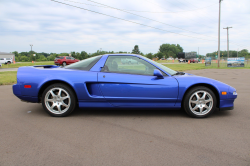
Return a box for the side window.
[102,56,164,76]
[71,57,75,60]
[0,58,4,60]
[66,57,71,59]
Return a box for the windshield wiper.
[172,71,185,76]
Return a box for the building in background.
[0,52,15,61]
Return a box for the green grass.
[0,61,54,68]
[156,60,179,63]
[0,71,17,85]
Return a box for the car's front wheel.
[62,62,66,66]
[42,83,76,117]
[183,86,217,118]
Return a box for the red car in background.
[54,56,79,66]
[189,58,199,63]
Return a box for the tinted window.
[65,55,102,70]
[102,56,165,76]
[0,58,4,60]
[55,57,64,59]
[6,58,11,60]
[66,57,71,59]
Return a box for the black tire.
[183,86,217,118]
[62,62,66,66]
[42,83,76,117]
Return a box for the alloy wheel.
[44,87,71,114]
[188,90,213,116]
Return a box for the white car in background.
[0,58,13,64]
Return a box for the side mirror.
[154,69,164,79]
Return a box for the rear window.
[65,55,102,71]
[55,57,64,59]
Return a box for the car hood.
[173,72,236,92]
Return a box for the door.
[71,57,77,64]
[66,57,71,64]
[0,58,4,64]
[98,55,178,108]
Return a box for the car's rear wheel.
[183,86,217,118]
[42,83,76,117]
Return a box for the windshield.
[64,55,102,70]
[142,56,178,75]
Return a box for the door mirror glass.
[154,69,164,79]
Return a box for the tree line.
[12,44,249,62]
[206,49,250,59]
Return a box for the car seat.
[111,61,118,71]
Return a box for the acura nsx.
[12,54,237,118]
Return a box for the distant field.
[162,61,250,71]
[0,61,54,68]
[156,60,179,63]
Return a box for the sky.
[0,0,250,55]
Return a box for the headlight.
[233,91,237,95]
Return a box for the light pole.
[223,27,232,58]
[30,44,33,51]
[218,0,222,67]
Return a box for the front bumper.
[220,106,234,111]
[219,87,237,110]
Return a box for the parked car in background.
[54,56,79,66]
[0,58,13,64]
[190,58,199,63]
[178,58,188,63]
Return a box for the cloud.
[0,0,249,55]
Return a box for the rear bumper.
[12,84,38,103]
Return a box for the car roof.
[103,54,143,57]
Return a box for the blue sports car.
[12,54,237,118]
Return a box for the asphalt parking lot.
[0,69,249,166]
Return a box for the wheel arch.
[38,80,78,103]
[181,83,220,108]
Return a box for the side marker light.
[221,92,227,95]
[24,85,32,88]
